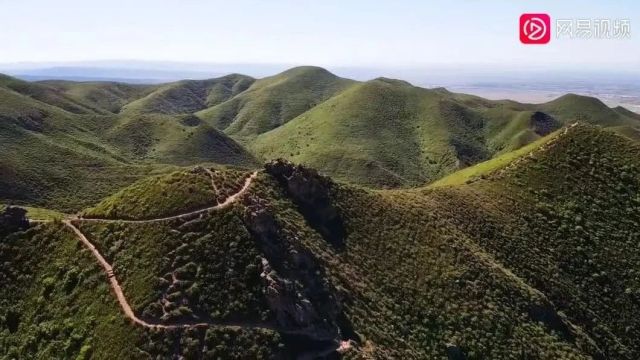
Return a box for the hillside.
[411,124,640,359]
[122,74,255,115]
[0,74,101,114]
[3,124,640,358]
[250,77,640,187]
[250,78,472,187]
[0,83,153,211]
[0,74,258,211]
[196,66,356,140]
[40,80,155,114]
[2,67,639,210]
[537,94,639,127]
[103,113,257,166]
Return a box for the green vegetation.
[0,223,142,358]
[3,66,640,358]
[251,79,484,187]
[0,74,257,212]
[40,80,155,114]
[103,113,257,166]
[2,67,639,212]
[0,223,282,359]
[20,206,66,221]
[411,124,640,359]
[427,129,559,188]
[196,66,355,140]
[538,94,638,127]
[250,78,639,188]
[77,208,271,323]
[3,124,640,358]
[82,167,250,220]
[122,74,254,115]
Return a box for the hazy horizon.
[1,0,638,70]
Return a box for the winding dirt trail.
[63,220,196,330]
[203,168,220,204]
[56,171,268,331]
[79,171,257,224]
[31,169,346,356]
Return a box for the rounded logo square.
[520,14,551,44]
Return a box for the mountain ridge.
[1,66,639,211]
[4,124,640,358]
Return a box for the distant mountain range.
[2,66,639,210]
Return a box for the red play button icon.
[520,14,551,44]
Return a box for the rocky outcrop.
[0,206,29,236]
[530,111,560,136]
[265,159,346,248]
[527,300,605,360]
[243,203,355,358]
[445,343,466,360]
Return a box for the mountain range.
[1,66,639,211]
[3,123,640,359]
[2,66,640,359]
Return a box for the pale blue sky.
[0,0,638,71]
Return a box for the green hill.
[122,74,255,115]
[0,83,152,211]
[2,67,639,208]
[250,78,468,187]
[196,66,355,140]
[538,94,636,127]
[0,74,101,114]
[412,124,640,359]
[40,80,155,114]
[250,78,640,187]
[4,124,640,358]
[0,74,257,212]
[103,113,257,166]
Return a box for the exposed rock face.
[530,111,560,136]
[1,112,45,132]
[445,343,466,360]
[243,204,354,358]
[0,206,29,236]
[180,115,201,127]
[265,159,346,248]
[528,302,575,343]
[527,300,605,360]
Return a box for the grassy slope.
[196,66,355,140]
[21,171,588,359]
[409,124,640,359]
[40,80,156,114]
[82,167,250,220]
[538,94,637,126]
[104,113,258,167]
[250,173,590,359]
[0,223,143,359]
[0,84,167,211]
[77,208,272,325]
[122,74,254,115]
[4,125,639,358]
[250,78,640,188]
[427,129,560,188]
[0,223,282,359]
[250,79,464,187]
[251,79,524,187]
[0,74,100,114]
[0,74,258,211]
[3,67,640,206]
